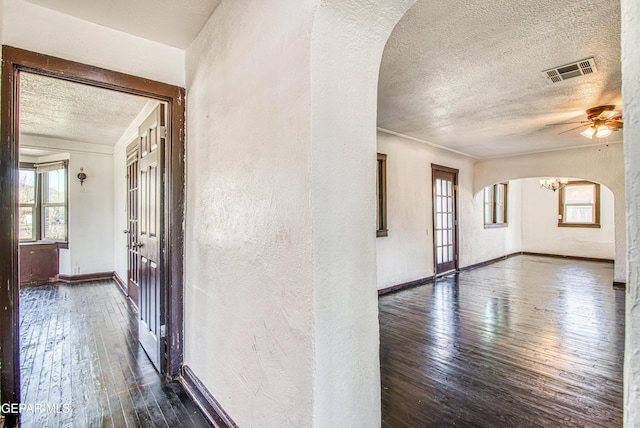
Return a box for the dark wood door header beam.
[1,46,183,100]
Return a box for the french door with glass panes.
[432,164,458,275]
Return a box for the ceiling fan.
[547,105,623,139]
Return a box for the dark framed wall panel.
[0,46,186,426]
[377,153,388,237]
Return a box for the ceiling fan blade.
[558,124,588,135]
[606,120,623,129]
[598,110,620,120]
[545,121,588,126]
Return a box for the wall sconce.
[77,168,87,186]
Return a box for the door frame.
[0,46,186,421]
[431,163,459,275]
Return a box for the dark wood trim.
[521,251,614,264]
[430,163,459,174]
[378,251,612,296]
[180,365,238,428]
[458,252,522,272]
[558,180,601,228]
[557,223,601,229]
[113,271,127,294]
[1,45,20,428]
[613,281,626,289]
[377,153,388,238]
[166,85,186,383]
[378,275,436,295]
[1,46,186,424]
[57,271,116,284]
[19,241,69,249]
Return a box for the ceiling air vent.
[541,57,597,83]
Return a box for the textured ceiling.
[24,0,221,49]
[378,0,622,158]
[20,73,150,146]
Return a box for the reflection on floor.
[379,255,624,427]
[20,280,210,428]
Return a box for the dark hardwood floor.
[379,255,624,427]
[19,280,210,428]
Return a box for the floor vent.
[542,57,597,83]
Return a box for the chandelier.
[539,177,568,192]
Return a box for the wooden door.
[126,142,140,307]
[432,165,458,275]
[137,104,165,373]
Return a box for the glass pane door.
[433,166,458,274]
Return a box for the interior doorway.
[0,46,186,425]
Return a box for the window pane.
[496,184,505,204]
[484,203,492,223]
[43,169,66,204]
[565,184,594,204]
[565,205,593,223]
[19,207,34,240]
[483,187,492,203]
[19,170,36,203]
[495,205,504,223]
[43,206,67,240]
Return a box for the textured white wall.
[1,0,185,86]
[520,178,615,259]
[112,141,128,283]
[185,0,416,425]
[474,144,626,283]
[309,1,416,426]
[184,2,314,426]
[621,0,640,424]
[67,151,115,274]
[0,0,4,44]
[376,131,523,289]
[20,136,115,275]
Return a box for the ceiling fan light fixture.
[580,126,596,139]
[595,124,612,138]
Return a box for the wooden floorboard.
[19,280,211,428]
[379,255,624,427]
